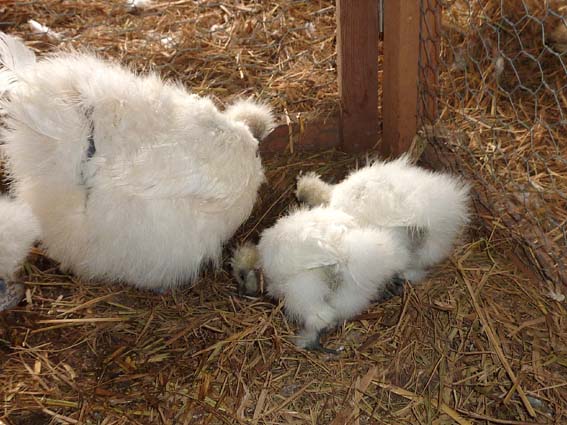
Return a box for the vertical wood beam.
[419,0,440,126]
[336,0,379,153]
[382,0,421,157]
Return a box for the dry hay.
[1,1,566,424]
[1,0,338,119]
[420,0,567,287]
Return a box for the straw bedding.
[1,1,566,424]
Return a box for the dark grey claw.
[305,339,339,355]
[0,279,25,312]
[391,275,406,287]
[302,330,339,355]
[380,275,406,301]
[150,286,170,295]
[313,344,339,355]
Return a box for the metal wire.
[418,0,567,288]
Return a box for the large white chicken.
[231,207,410,353]
[0,32,274,290]
[0,195,40,312]
[296,156,470,283]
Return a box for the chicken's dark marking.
[407,227,428,252]
[84,106,97,160]
[86,127,96,159]
[80,105,97,205]
[380,275,406,301]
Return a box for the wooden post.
[261,115,340,155]
[336,0,379,153]
[382,0,421,157]
[419,0,440,126]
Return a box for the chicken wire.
[418,0,567,290]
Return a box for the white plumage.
[296,156,470,283]
[0,32,275,290]
[0,195,40,312]
[231,207,410,352]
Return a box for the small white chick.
[0,32,275,290]
[0,196,40,312]
[296,156,470,283]
[231,207,410,352]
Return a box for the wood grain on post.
[336,0,380,153]
[419,0,440,125]
[382,0,421,157]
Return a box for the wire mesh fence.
[418,0,567,290]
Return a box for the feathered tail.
[0,32,36,94]
[224,98,275,141]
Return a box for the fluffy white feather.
[0,33,36,73]
[0,32,36,95]
[296,156,470,283]
[232,207,410,351]
[0,32,271,290]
